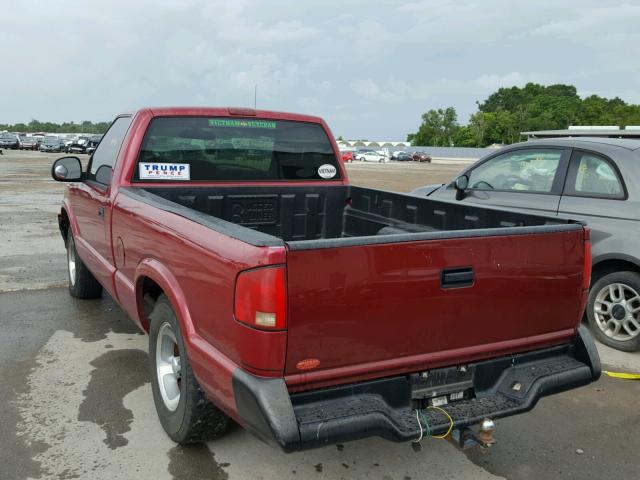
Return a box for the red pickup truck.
[51,107,600,452]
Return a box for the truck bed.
[121,184,587,388]
[122,184,578,248]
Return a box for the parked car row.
[338,149,433,163]
[0,133,103,153]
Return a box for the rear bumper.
[232,326,600,452]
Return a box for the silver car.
[412,137,640,351]
[356,151,389,163]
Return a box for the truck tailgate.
[284,228,587,387]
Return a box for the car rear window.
[133,117,341,182]
[569,152,624,198]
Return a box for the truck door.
[430,147,570,215]
[72,116,132,290]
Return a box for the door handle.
[441,267,474,288]
[98,206,105,217]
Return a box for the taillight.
[583,228,592,290]
[234,266,286,330]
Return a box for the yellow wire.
[427,405,454,438]
[604,370,640,380]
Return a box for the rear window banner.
[208,119,277,129]
[139,162,190,180]
[318,164,337,179]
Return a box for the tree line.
[407,83,640,147]
[0,119,111,134]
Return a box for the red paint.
[58,106,589,430]
[283,230,587,388]
[583,229,592,290]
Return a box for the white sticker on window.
[139,163,190,180]
[318,164,337,179]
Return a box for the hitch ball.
[478,418,496,446]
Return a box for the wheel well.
[139,277,164,332]
[60,209,70,247]
[591,259,640,285]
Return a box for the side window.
[467,149,564,193]
[566,151,624,199]
[88,116,133,183]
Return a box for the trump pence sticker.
[139,163,190,180]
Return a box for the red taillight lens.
[234,266,286,330]
[583,228,592,290]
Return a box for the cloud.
[475,73,525,90]
[350,78,408,104]
[0,0,639,139]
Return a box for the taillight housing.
[583,228,592,290]
[234,266,287,330]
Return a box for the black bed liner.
[120,185,582,249]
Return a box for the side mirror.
[95,165,113,185]
[454,175,469,201]
[51,156,82,181]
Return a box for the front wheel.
[149,295,230,444]
[587,271,640,351]
[67,229,103,298]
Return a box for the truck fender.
[134,257,239,418]
[135,258,196,342]
[60,198,81,241]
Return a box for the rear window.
[133,117,341,182]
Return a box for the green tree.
[452,125,476,147]
[409,84,640,148]
[408,107,459,146]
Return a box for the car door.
[71,116,132,289]
[429,146,570,215]
[557,148,636,261]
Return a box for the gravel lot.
[1,150,639,480]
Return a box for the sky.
[1,0,639,139]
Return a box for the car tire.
[149,294,230,444]
[587,271,640,352]
[67,229,103,299]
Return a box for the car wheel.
[587,271,640,352]
[67,229,103,299]
[149,294,231,444]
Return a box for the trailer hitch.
[450,418,496,450]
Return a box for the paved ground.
[1,150,639,480]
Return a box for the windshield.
[134,117,340,182]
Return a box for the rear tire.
[149,295,230,444]
[586,271,640,352]
[67,230,103,299]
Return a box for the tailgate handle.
[441,267,474,288]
